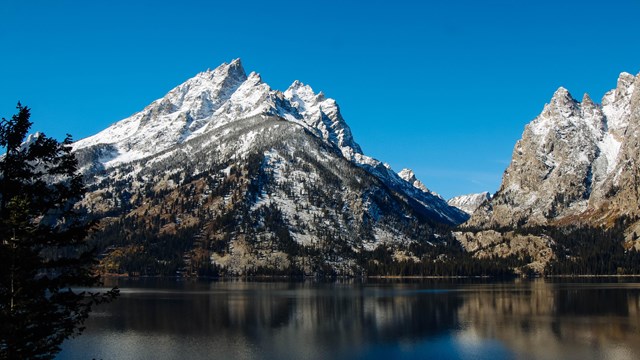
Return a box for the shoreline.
[99,273,640,280]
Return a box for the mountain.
[447,192,491,215]
[398,168,432,194]
[72,59,467,276]
[456,72,640,273]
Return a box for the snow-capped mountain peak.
[447,192,491,215]
[467,71,640,229]
[285,80,324,106]
[74,60,368,167]
[581,93,595,109]
[72,59,469,226]
[552,86,571,99]
[73,59,254,164]
[615,72,636,96]
[548,86,579,115]
[398,168,430,193]
[602,72,637,134]
[283,80,362,158]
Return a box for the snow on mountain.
[447,192,490,215]
[465,71,640,229]
[73,59,364,169]
[73,59,268,167]
[68,59,478,276]
[398,168,430,193]
[73,59,467,226]
[283,80,363,160]
[453,71,640,273]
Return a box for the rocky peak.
[615,72,636,98]
[73,59,368,172]
[552,86,572,100]
[283,81,362,158]
[581,92,595,108]
[152,59,249,121]
[603,72,636,105]
[467,70,639,230]
[579,93,606,133]
[457,71,640,272]
[447,192,491,215]
[220,58,245,76]
[190,59,248,96]
[581,93,599,118]
[398,168,430,193]
[284,81,321,112]
[603,72,638,135]
[196,58,248,86]
[71,59,468,227]
[547,87,580,116]
[72,60,261,165]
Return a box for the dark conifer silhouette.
[0,103,118,359]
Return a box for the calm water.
[57,278,640,360]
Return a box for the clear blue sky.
[1,0,639,199]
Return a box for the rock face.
[447,192,491,215]
[457,72,640,270]
[454,230,555,274]
[468,72,639,229]
[72,59,467,276]
[398,168,431,193]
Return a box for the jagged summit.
[547,86,580,115]
[448,192,490,215]
[203,58,246,80]
[467,71,640,232]
[582,92,594,105]
[73,59,261,165]
[453,71,640,273]
[73,59,366,168]
[69,59,471,276]
[552,86,572,99]
[283,79,362,158]
[616,72,636,93]
[398,168,430,194]
[72,59,468,231]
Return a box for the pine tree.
[0,103,118,359]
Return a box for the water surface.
[58,278,640,360]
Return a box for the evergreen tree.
[0,104,118,359]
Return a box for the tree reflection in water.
[59,279,640,360]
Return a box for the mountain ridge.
[456,70,640,273]
[447,192,491,215]
[67,61,640,276]
[71,59,468,276]
[467,71,639,229]
[73,59,467,226]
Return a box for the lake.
[57,278,640,360]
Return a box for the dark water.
[57,278,640,360]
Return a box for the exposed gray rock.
[71,60,467,276]
[458,72,640,271]
[468,72,639,229]
[454,230,555,274]
[447,192,491,215]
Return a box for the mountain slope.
[74,59,466,226]
[456,72,640,272]
[467,72,639,230]
[73,59,467,276]
[448,192,491,215]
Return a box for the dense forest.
[89,202,640,278]
[538,218,640,275]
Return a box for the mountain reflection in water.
[58,279,640,360]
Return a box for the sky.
[1,0,639,199]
